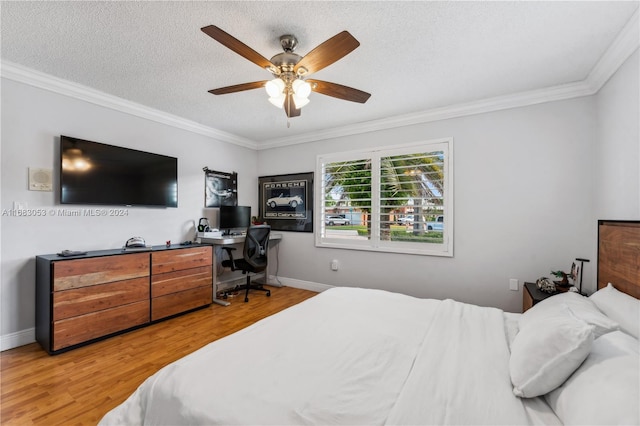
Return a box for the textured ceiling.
[1,1,638,145]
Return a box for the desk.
[199,233,282,306]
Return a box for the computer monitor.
[219,205,251,235]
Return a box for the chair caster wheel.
[266,291,271,297]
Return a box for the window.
[315,138,453,256]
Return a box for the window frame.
[315,138,454,257]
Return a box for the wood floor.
[0,286,317,425]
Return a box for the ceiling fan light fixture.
[268,94,286,108]
[292,94,310,109]
[292,79,312,98]
[265,65,280,75]
[265,78,285,98]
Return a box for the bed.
[100,220,640,425]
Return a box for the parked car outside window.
[397,215,414,224]
[325,215,350,226]
[426,215,444,231]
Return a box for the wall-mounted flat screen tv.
[60,135,178,207]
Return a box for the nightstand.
[522,282,571,313]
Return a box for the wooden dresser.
[36,244,213,354]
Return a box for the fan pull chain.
[286,94,291,128]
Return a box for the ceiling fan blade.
[294,31,360,75]
[208,81,268,95]
[284,94,301,118]
[201,25,273,70]
[307,79,371,103]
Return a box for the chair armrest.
[221,247,237,270]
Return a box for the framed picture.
[259,172,313,232]
[204,168,237,207]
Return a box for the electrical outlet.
[330,259,339,271]
[509,278,519,291]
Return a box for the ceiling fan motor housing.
[270,52,302,70]
[280,34,298,52]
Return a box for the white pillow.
[589,283,640,339]
[510,304,594,398]
[545,331,640,425]
[520,291,619,338]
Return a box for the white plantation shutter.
[316,138,453,256]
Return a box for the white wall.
[259,97,598,312]
[0,79,259,345]
[594,49,639,220]
[1,49,637,349]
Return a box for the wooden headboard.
[598,220,640,299]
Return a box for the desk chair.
[221,225,271,302]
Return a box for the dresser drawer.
[152,286,212,321]
[53,253,149,291]
[151,246,212,275]
[53,300,150,351]
[53,277,149,321]
[152,265,212,298]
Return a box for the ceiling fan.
[201,25,371,118]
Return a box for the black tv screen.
[219,205,251,231]
[60,136,178,207]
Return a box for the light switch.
[509,278,519,291]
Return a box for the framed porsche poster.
[258,172,313,232]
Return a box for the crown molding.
[258,80,597,149]
[0,61,258,150]
[586,7,639,92]
[2,7,637,152]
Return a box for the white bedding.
[100,287,557,425]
